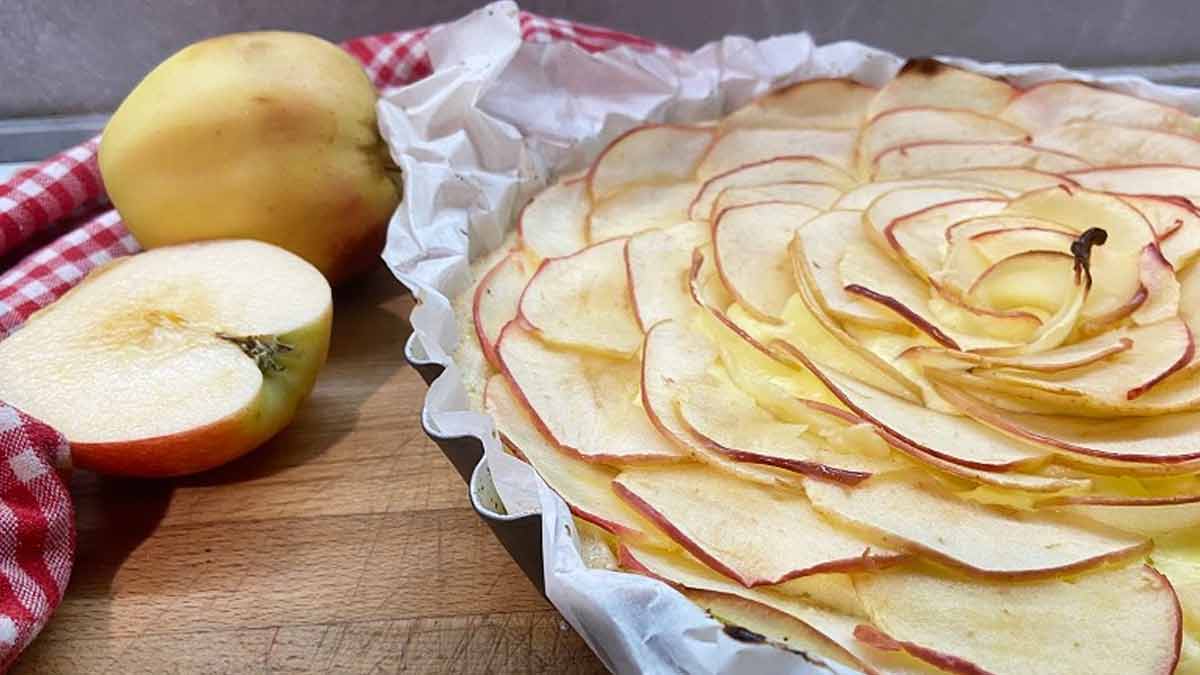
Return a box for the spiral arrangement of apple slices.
[469,59,1200,674]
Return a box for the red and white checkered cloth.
[0,10,668,668]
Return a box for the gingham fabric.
[0,11,668,668]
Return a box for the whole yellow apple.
[99,31,400,285]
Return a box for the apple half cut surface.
[0,240,332,476]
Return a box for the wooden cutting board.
[12,264,605,674]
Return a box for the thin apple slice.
[725,78,877,130]
[867,59,1017,118]
[1162,210,1200,270]
[932,381,1200,468]
[587,181,698,242]
[1002,79,1200,136]
[689,156,855,221]
[517,178,589,260]
[1056,501,1200,536]
[676,360,903,485]
[495,321,684,462]
[863,186,1007,250]
[857,107,1029,169]
[625,221,710,329]
[1133,244,1181,325]
[923,166,1077,193]
[793,210,912,330]
[901,333,1133,373]
[872,141,1089,180]
[1004,187,1156,328]
[472,251,533,370]
[1067,164,1200,201]
[886,437,1091,494]
[833,178,1008,211]
[713,201,820,321]
[711,182,843,216]
[854,564,1182,675]
[971,317,1193,402]
[885,199,1009,280]
[698,128,857,180]
[966,250,1077,312]
[777,338,1051,470]
[612,465,904,586]
[1120,194,1194,240]
[588,124,715,201]
[1034,122,1200,166]
[774,342,1049,471]
[518,238,642,357]
[806,473,1147,577]
[483,374,665,543]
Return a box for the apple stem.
[1071,227,1107,287]
[216,333,293,373]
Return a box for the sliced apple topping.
[857,108,1029,170]
[689,155,854,220]
[711,181,843,216]
[867,59,1017,118]
[473,251,533,370]
[713,201,821,321]
[495,321,684,462]
[872,141,1089,180]
[588,181,699,242]
[613,465,904,586]
[725,78,877,131]
[484,374,666,544]
[518,238,642,356]
[517,178,589,260]
[698,128,857,179]
[1034,122,1200,166]
[587,124,715,201]
[625,221,710,329]
[854,565,1182,675]
[1003,79,1200,136]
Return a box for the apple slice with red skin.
[1055,500,1200,536]
[772,341,1049,472]
[857,107,1029,170]
[725,78,877,130]
[871,141,1089,180]
[932,380,1200,469]
[853,564,1182,675]
[884,199,1009,280]
[1119,194,1194,239]
[1002,79,1200,136]
[587,181,699,242]
[804,473,1148,578]
[518,237,642,357]
[713,201,820,322]
[495,321,684,463]
[472,250,533,370]
[587,124,715,201]
[689,155,854,220]
[1066,164,1200,202]
[1132,244,1181,326]
[711,181,843,218]
[483,374,667,545]
[863,186,1006,251]
[833,178,1009,211]
[1034,122,1200,166]
[867,59,1017,119]
[900,334,1133,374]
[625,221,710,329]
[612,464,905,586]
[517,177,589,260]
[698,128,857,179]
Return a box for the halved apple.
[587,181,699,242]
[587,124,715,201]
[689,155,854,220]
[625,221,710,329]
[1034,122,1200,166]
[713,201,820,321]
[805,473,1147,577]
[698,128,858,179]
[517,177,589,260]
[0,240,332,476]
[495,321,684,462]
[518,237,642,357]
[872,141,1089,180]
[724,78,877,130]
[483,374,667,544]
[775,344,1049,471]
[711,182,843,217]
[612,464,904,586]
[866,59,1017,118]
[857,107,1029,170]
[473,250,533,370]
[1002,79,1200,136]
[854,564,1182,675]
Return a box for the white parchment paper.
[379,3,1200,672]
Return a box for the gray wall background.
[2,0,1198,118]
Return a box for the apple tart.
[454,59,1200,674]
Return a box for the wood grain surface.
[12,264,605,674]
